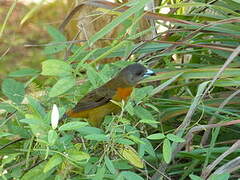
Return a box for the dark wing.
[71,86,115,113]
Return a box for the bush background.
[1,0,240,179]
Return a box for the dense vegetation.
[1,0,240,179]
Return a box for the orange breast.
[112,87,133,101]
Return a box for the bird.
[60,63,155,127]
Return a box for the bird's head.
[117,63,156,87]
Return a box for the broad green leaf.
[77,127,104,136]
[113,160,132,170]
[21,114,49,138]
[189,174,203,180]
[92,166,106,180]
[59,121,88,131]
[120,171,144,180]
[43,154,62,173]
[48,129,58,146]
[147,133,165,140]
[49,77,75,97]
[0,102,16,112]
[84,134,109,141]
[104,156,116,174]
[8,68,39,77]
[21,162,51,180]
[118,145,144,168]
[41,59,72,77]
[45,25,66,42]
[43,25,67,54]
[134,106,154,120]
[116,138,135,145]
[128,135,145,144]
[0,132,13,138]
[67,149,90,162]
[86,65,105,88]
[20,118,45,126]
[27,96,46,120]
[44,44,66,55]
[166,134,185,143]
[209,173,230,180]
[133,86,154,103]
[1,78,25,104]
[2,153,19,166]
[139,138,156,157]
[163,139,172,164]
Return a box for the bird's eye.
[136,71,142,76]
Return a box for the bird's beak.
[144,69,156,78]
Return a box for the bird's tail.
[59,113,68,122]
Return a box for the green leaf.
[44,43,66,55]
[21,162,51,180]
[133,86,153,103]
[43,25,67,54]
[139,119,160,124]
[8,68,39,77]
[104,156,116,174]
[43,154,62,173]
[120,171,144,180]
[77,127,104,136]
[0,132,13,138]
[67,149,90,162]
[41,59,72,77]
[58,121,88,131]
[147,133,165,140]
[49,77,75,97]
[116,138,135,145]
[119,145,143,168]
[48,130,58,146]
[92,166,106,180]
[46,25,66,42]
[189,174,203,180]
[2,153,19,166]
[163,139,172,164]
[139,138,156,157]
[134,106,154,120]
[208,173,230,180]
[20,118,45,126]
[86,65,105,88]
[27,96,46,119]
[84,134,109,141]
[1,78,25,104]
[166,134,185,143]
[0,102,16,112]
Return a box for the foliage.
[1,0,240,179]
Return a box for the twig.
[0,137,25,151]
[201,89,240,145]
[201,140,240,178]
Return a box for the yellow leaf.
[118,145,144,168]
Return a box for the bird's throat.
[112,87,133,101]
